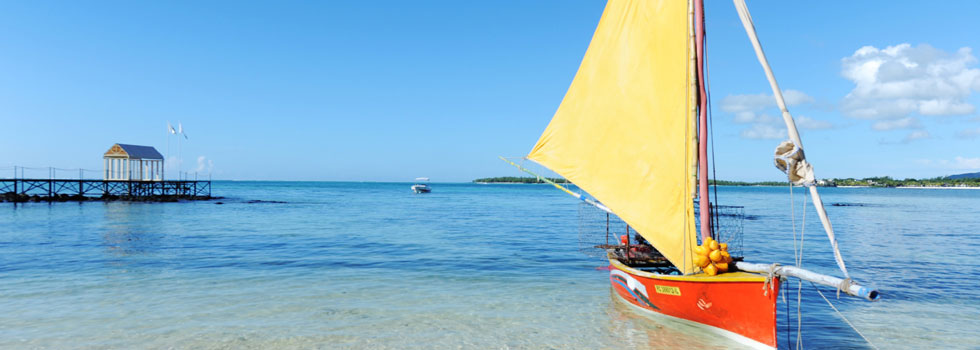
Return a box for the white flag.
[178,122,188,139]
[168,122,176,134]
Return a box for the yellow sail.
[527,0,698,274]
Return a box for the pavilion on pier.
[103,143,164,181]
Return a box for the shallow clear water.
[1,182,977,349]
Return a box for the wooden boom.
[735,261,879,301]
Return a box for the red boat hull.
[609,259,781,348]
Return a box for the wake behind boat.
[500,0,878,348]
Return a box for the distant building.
[103,143,164,181]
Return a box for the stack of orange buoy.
[692,237,732,276]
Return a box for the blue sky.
[1,1,978,182]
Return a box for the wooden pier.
[1,178,211,202]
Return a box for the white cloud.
[919,99,975,115]
[957,128,980,139]
[721,89,814,113]
[901,130,931,143]
[733,111,755,123]
[952,156,980,169]
[796,116,834,130]
[733,112,778,124]
[721,90,822,138]
[195,156,214,173]
[741,124,787,139]
[918,156,980,170]
[721,93,773,113]
[871,117,921,130]
[783,90,816,106]
[841,43,980,120]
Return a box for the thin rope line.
[788,182,802,349]
[783,278,791,350]
[810,282,880,350]
[704,9,721,239]
[796,278,802,350]
[790,183,797,262]
[795,189,808,350]
[799,190,807,266]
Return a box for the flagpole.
[178,122,182,181]
[179,130,182,181]
[166,123,170,181]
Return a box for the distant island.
[473,176,569,184]
[813,175,980,188]
[476,174,980,188]
[947,172,980,180]
[709,180,788,186]
[715,176,980,188]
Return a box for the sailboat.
[502,0,878,348]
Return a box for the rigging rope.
[761,263,779,296]
[836,278,855,300]
[783,278,791,350]
[733,0,850,279]
[799,191,808,267]
[810,282,880,350]
[702,4,721,238]
[790,182,797,261]
[788,174,812,349]
[795,189,809,350]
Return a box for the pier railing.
[1,165,211,201]
[1,178,211,201]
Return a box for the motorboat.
[411,177,431,193]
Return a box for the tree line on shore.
[714,176,980,188]
[475,176,980,188]
[472,176,570,184]
[816,176,980,188]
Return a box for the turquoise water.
[1,182,977,349]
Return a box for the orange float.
[709,250,723,263]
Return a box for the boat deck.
[602,246,759,281]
